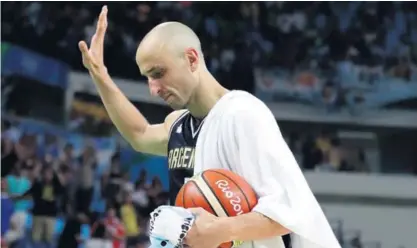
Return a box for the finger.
[96,5,108,41]
[90,35,98,56]
[78,40,89,55]
[187,207,205,215]
[79,41,96,68]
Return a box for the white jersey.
[194,91,341,248]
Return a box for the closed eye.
[151,71,164,79]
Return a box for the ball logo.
[215,179,244,215]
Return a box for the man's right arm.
[93,73,183,156]
[78,6,182,157]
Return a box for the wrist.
[212,217,236,243]
[90,67,109,83]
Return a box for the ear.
[184,48,199,72]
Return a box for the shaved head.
[135,22,207,110]
[136,22,204,64]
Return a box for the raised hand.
[78,5,108,79]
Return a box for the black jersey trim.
[167,110,190,145]
[190,117,206,138]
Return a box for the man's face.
[137,47,200,110]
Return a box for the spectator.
[57,208,89,248]
[5,164,31,242]
[315,152,337,172]
[120,194,141,248]
[316,130,333,156]
[39,133,60,159]
[59,143,76,166]
[14,166,66,248]
[75,145,97,215]
[88,215,110,248]
[122,173,135,193]
[146,177,165,211]
[90,174,108,217]
[132,179,149,211]
[328,137,344,171]
[103,205,125,248]
[107,155,124,208]
[321,82,341,111]
[1,179,15,244]
[1,136,19,178]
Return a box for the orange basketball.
[175,169,258,248]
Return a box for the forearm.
[216,212,290,242]
[92,72,149,146]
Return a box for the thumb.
[78,41,89,54]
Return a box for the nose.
[148,79,161,97]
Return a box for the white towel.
[148,206,195,248]
[194,90,341,248]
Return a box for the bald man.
[79,6,341,248]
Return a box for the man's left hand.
[184,208,224,248]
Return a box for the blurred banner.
[254,67,417,110]
[1,43,69,124]
[68,71,163,104]
[66,72,171,136]
[68,71,417,129]
[254,68,323,104]
[71,99,110,122]
[253,67,417,128]
[1,42,69,89]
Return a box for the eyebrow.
[142,66,160,76]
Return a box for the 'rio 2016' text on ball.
[215,179,244,215]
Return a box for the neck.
[187,70,228,118]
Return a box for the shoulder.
[164,109,188,131]
[226,91,274,121]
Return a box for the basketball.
[175,169,258,248]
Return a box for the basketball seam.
[201,173,231,216]
[190,177,228,217]
[211,170,252,210]
[182,188,186,208]
[193,182,217,214]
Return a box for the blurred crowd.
[2,1,417,116]
[2,1,417,84]
[1,117,372,248]
[1,118,171,248]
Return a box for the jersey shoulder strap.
[167,110,190,139]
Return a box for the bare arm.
[78,6,181,156]
[215,212,290,242]
[93,73,184,156]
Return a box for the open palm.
[79,5,108,77]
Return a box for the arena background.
[1,2,417,248]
